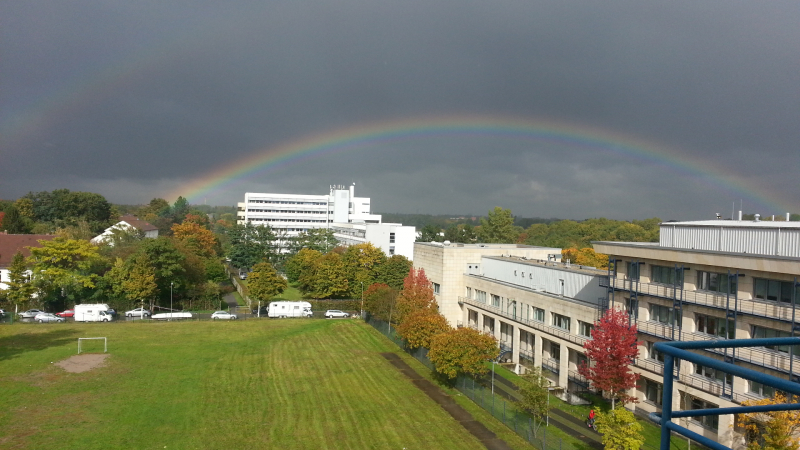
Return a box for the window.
[695,364,732,385]
[466,287,473,299]
[647,342,665,362]
[576,353,588,369]
[550,342,561,361]
[752,326,792,353]
[389,232,395,244]
[552,313,570,331]
[754,278,799,303]
[626,298,639,320]
[697,271,737,294]
[389,246,395,255]
[432,283,440,295]
[627,262,641,280]
[578,321,593,337]
[689,397,719,430]
[476,290,487,303]
[491,294,501,308]
[749,380,776,398]
[644,379,663,406]
[651,265,684,286]
[649,304,679,325]
[532,307,545,322]
[696,314,733,338]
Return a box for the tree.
[227,222,276,269]
[4,252,36,309]
[2,205,31,234]
[428,327,499,378]
[172,220,218,258]
[395,309,451,349]
[301,252,350,299]
[479,207,521,243]
[341,243,386,298]
[394,268,436,325]
[363,283,398,322]
[579,309,640,408]
[737,392,800,450]
[136,237,186,305]
[444,223,478,243]
[594,407,644,450]
[288,228,337,254]
[561,247,609,269]
[247,262,288,302]
[374,255,412,291]
[417,224,442,242]
[28,237,104,306]
[286,248,323,285]
[106,255,158,310]
[517,367,551,435]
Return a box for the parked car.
[239,270,248,280]
[0,309,6,316]
[125,307,151,318]
[56,309,75,318]
[211,311,237,320]
[19,309,44,319]
[106,308,117,316]
[324,310,349,319]
[34,313,65,323]
[252,307,268,317]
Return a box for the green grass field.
[0,320,533,449]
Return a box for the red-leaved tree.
[394,268,437,324]
[579,308,640,408]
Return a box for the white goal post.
[78,337,108,354]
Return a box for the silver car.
[211,311,237,320]
[324,310,349,319]
[34,313,65,323]
[125,307,151,318]
[19,309,44,319]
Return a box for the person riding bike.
[587,409,596,428]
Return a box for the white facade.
[237,185,414,258]
[331,222,416,260]
[415,219,800,447]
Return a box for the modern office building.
[415,218,800,447]
[237,184,416,259]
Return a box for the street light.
[170,282,174,321]
[360,281,364,319]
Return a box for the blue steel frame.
[652,338,800,450]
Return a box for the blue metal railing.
[653,337,800,450]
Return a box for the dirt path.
[55,353,110,373]
[223,292,239,309]
[381,353,514,450]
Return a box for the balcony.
[568,369,589,387]
[542,358,560,374]
[600,276,797,322]
[460,297,588,346]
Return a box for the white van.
[267,301,313,318]
[74,304,113,322]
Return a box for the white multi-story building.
[415,218,800,448]
[237,184,416,259]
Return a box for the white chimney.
[754,214,761,222]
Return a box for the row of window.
[247,209,328,214]
[249,200,327,206]
[249,218,328,223]
[626,263,739,295]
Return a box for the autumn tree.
[395,309,451,349]
[595,407,644,450]
[106,254,158,310]
[394,268,437,325]
[479,207,522,243]
[517,367,551,427]
[341,243,386,298]
[737,392,800,450]
[579,309,640,408]
[301,252,349,299]
[286,248,322,285]
[363,283,398,322]
[4,252,36,309]
[172,220,218,258]
[428,327,499,378]
[561,247,609,269]
[28,237,104,306]
[248,261,288,302]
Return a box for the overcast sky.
[2,1,798,221]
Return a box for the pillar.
[512,325,520,365]
[558,343,569,388]
[534,333,543,369]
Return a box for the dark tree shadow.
[0,327,83,362]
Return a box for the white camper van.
[74,304,113,322]
[267,301,313,318]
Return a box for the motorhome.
[267,301,313,318]
[74,304,113,322]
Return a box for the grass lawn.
[274,284,305,301]
[0,320,532,449]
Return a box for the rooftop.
[0,234,56,268]
[663,220,800,229]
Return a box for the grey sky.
[2,1,798,220]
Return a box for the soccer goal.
[78,337,108,354]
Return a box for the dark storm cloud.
[2,1,798,219]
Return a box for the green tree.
[2,205,31,234]
[28,237,104,306]
[4,252,36,308]
[288,228,337,254]
[417,224,442,242]
[227,222,277,269]
[443,223,478,243]
[517,368,551,434]
[106,254,158,310]
[303,252,349,299]
[595,407,644,450]
[374,255,412,291]
[286,248,323,285]
[363,283,398,322]
[136,237,186,305]
[479,207,521,243]
[247,262,288,302]
[341,243,386,298]
[428,327,499,378]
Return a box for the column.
[534,333,543,369]
[512,325,520,366]
[558,343,569,388]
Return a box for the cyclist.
[587,409,596,428]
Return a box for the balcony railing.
[637,358,665,375]
[600,276,797,322]
[568,369,589,387]
[460,297,589,346]
[542,358,560,374]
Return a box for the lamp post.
[360,281,364,319]
[170,282,173,321]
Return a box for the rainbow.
[169,115,793,215]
